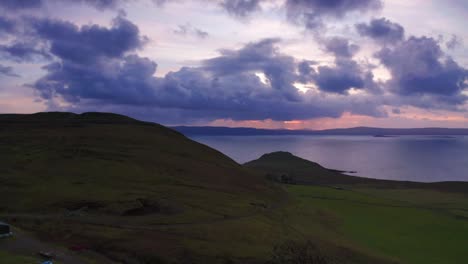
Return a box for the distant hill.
[245,151,468,193]
[173,126,468,136]
[244,151,382,185]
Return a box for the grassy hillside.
[0,112,274,216]
[0,112,284,263]
[247,152,468,264]
[284,185,468,264]
[2,114,468,263]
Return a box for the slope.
[245,152,468,264]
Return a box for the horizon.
[4,111,468,130]
[0,0,467,129]
[172,124,468,131]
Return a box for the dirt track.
[0,227,117,264]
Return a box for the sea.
[189,135,468,182]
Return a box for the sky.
[0,0,467,129]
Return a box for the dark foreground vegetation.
[1,112,468,263]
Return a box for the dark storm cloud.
[0,0,42,10]
[0,64,19,77]
[31,15,150,104]
[77,0,123,10]
[35,55,159,105]
[323,37,359,58]
[213,0,382,27]
[286,0,382,17]
[314,58,369,94]
[356,18,405,43]
[34,36,302,113]
[203,38,301,101]
[354,19,468,109]
[286,0,383,29]
[0,0,124,11]
[376,36,468,108]
[6,2,464,122]
[31,15,145,63]
[30,16,384,122]
[0,16,16,35]
[304,36,375,95]
[0,42,51,62]
[0,2,136,64]
[297,60,317,83]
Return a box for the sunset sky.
[0,0,467,129]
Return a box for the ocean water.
[190,135,468,182]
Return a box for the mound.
[244,151,369,185]
[0,112,276,216]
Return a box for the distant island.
[173,126,468,136]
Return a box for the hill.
[173,126,468,136]
[244,152,468,264]
[2,113,468,264]
[0,112,283,263]
[245,151,468,193]
[244,151,363,185]
[1,112,274,215]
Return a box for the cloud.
[195,29,209,39]
[35,55,159,105]
[0,42,51,62]
[219,0,262,18]
[173,23,209,39]
[0,16,17,35]
[29,16,384,122]
[77,0,123,10]
[31,15,149,103]
[6,2,465,123]
[0,0,125,11]
[376,36,468,108]
[31,15,146,63]
[302,36,376,95]
[0,16,52,63]
[286,0,383,29]
[323,37,359,58]
[203,38,301,101]
[0,64,19,77]
[446,34,462,50]
[313,58,370,94]
[0,0,42,10]
[356,18,405,43]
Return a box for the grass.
[0,250,42,264]
[285,185,468,264]
[0,112,282,263]
[2,113,468,263]
[0,112,277,219]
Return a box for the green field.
[1,112,468,263]
[285,185,468,264]
[0,251,38,264]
